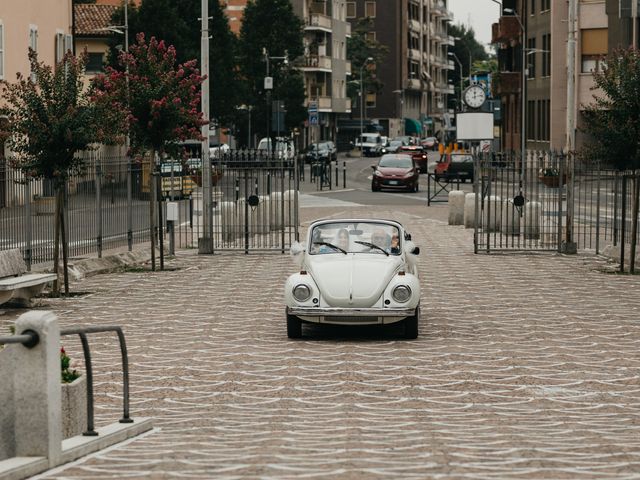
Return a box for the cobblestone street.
[3,203,640,479]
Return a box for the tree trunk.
[630,173,639,274]
[52,184,61,296]
[60,186,69,294]
[149,150,156,271]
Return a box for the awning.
[404,118,422,135]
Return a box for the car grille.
[325,316,378,323]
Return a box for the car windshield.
[309,221,401,255]
[379,156,412,168]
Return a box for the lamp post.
[359,57,374,158]
[448,52,463,109]
[504,7,526,188]
[490,0,502,15]
[263,49,288,154]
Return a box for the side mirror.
[412,247,420,255]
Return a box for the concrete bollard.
[448,190,466,225]
[219,201,238,243]
[523,201,541,240]
[284,190,296,227]
[257,195,270,234]
[270,192,283,230]
[483,196,502,233]
[463,193,478,228]
[501,198,521,236]
[0,311,63,466]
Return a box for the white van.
[257,137,295,160]
[355,133,383,157]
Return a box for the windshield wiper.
[313,241,348,255]
[355,241,389,256]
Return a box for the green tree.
[237,0,306,139]
[109,0,240,128]
[0,50,121,293]
[582,48,640,269]
[347,17,389,113]
[93,33,205,268]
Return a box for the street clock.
[463,84,487,109]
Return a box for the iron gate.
[171,150,299,253]
[473,151,567,253]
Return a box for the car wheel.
[287,309,302,339]
[403,306,419,339]
[372,182,380,192]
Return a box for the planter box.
[61,375,87,439]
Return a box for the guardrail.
[59,325,133,436]
[0,330,40,348]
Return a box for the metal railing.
[0,330,40,348]
[60,326,133,436]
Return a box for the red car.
[371,154,420,192]
[398,145,429,173]
[434,153,475,182]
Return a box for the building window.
[346,2,356,18]
[542,34,551,77]
[527,38,536,79]
[85,52,104,73]
[55,32,65,64]
[545,99,550,141]
[541,0,550,11]
[530,0,536,15]
[366,31,376,42]
[0,21,4,80]
[581,28,608,73]
[527,100,535,141]
[365,1,376,18]
[537,99,544,141]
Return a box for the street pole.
[564,0,578,253]
[199,0,213,254]
[360,64,364,159]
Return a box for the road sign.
[308,112,319,126]
[308,101,318,113]
[264,77,273,90]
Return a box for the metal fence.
[473,151,639,257]
[0,150,301,267]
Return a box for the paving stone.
[1,205,639,479]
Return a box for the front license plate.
[388,180,398,185]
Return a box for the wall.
[0,345,16,459]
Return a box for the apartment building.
[291,0,352,145]
[493,0,607,152]
[342,0,453,141]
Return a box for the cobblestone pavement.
[3,203,640,479]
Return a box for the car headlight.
[293,284,312,302]
[392,285,412,303]
[374,169,384,176]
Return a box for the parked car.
[381,139,404,154]
[420,137,439,151]
[305,141,337,163]
[398,145,429,173]
[371,154,419,192]
[285,218,421,339]
[354,133,383,157]
[434,153,475,182]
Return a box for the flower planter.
[538,174,567,188]
[61,375,87,439]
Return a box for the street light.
[490,0,502,15]
[452,36,473,82]
[262,48,289,154]
[448,52,463,110]
[503,7,526,187]
[359,57,374,158]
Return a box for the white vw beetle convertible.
[285,219,421,339]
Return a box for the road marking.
[308,189,356,195]
[299,194,363,208]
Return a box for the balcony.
[495,71,521,95]
[306,13,332,32]
[299,55,332,72]
[409,19,421,32]
[407,78,422,90]
[318,96,332,111]
[345,22,351,38]
[447,60,455,70]
[345,60,352,76]
[491,16,522,45]
[408,48,421,61]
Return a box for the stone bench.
[0,249,57,306]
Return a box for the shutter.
[65,34,73,54]
[0,24,4,79]
[581,29,608,55]
[56,32,64,63]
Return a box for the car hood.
[377,167,413,176]
[308,254,403,307]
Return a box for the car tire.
[403,306,419,339]
[372,182,380,192]
[287,309,302,339]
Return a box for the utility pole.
[564,0,578,253]
[199,0,213,254]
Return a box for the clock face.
[464,85,486,109]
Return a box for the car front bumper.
[287,306,415,325]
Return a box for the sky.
[449,0,501,50]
